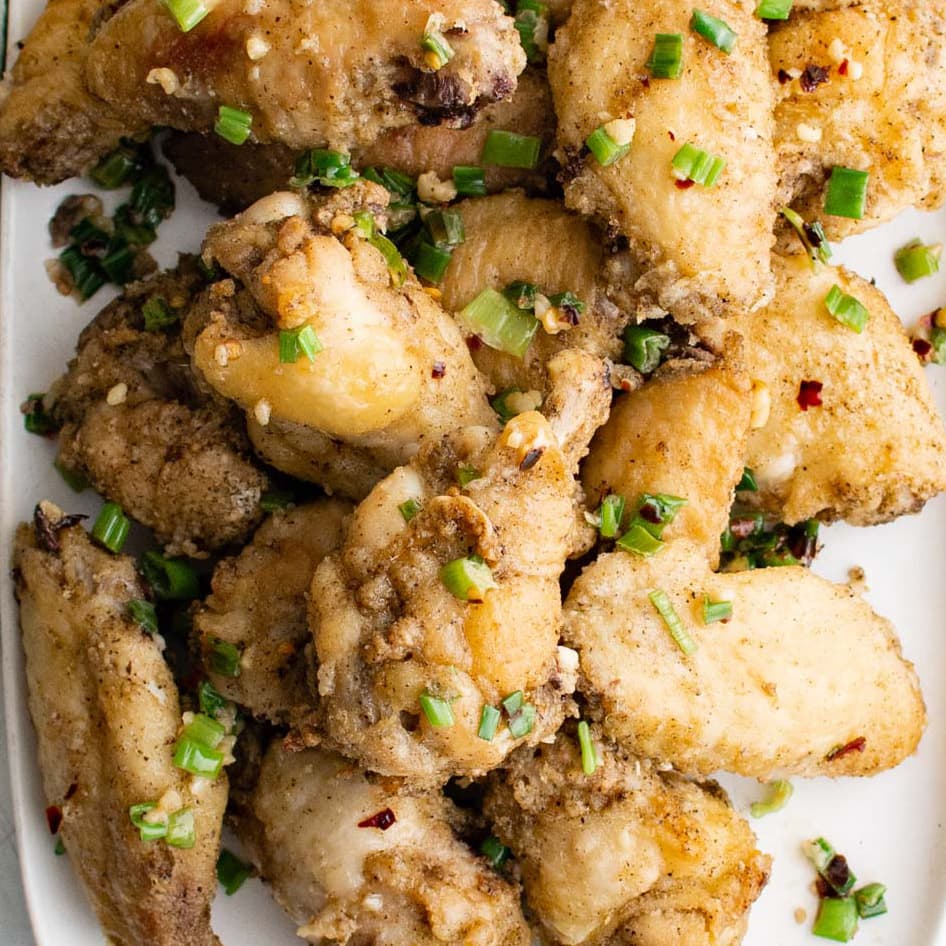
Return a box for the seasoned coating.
[564,539,926,779]
[720,253,946,525]
[194,499,351,726]
[241,743,531,946]
[13,503,226,946]
[549,0,776,321]
[49,260,268,556]
[771,0,946,240]
[192,186,495,499]
[0,0,141,183]
[311,376,610,780]
[441,192,633,395]
[85,0,526,153]
[484,732,770,946]
[581,352,750,566]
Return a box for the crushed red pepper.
[826,736,866,761]
[358,808,397,830]
[797,380,823,411]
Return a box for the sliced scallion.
[398,498,422,522]
[142,296,177,332]
[421,19,454,70]
[279,324,323,364]
[854,883,887,920]
[624,325,670,373]
[291,149,360,189]
[598,494,626,539]
[457,465,481,487]
[672,142,726,187]
[440,555,497,601]
[128,599,158,635]
[214,106,253,146]
[458,288,539,358]
[453,165,487,197]
[419,690,455,727]
[59,246,106,301]
[166,808,196,849]
[207,637,242,677]
[141,551,199,600]
[91,502,130,553]
[649,589,697,655]
[478,704,501,741]
[646,33,683,78]
[161,0,210,32]
[90,142,144,189]
[585,125,630,167]
[894,239,942,283]
[217,849,252,895]
[198,679,228,719]
[702,597,733,625]
[129,802,167,842]
[749,779,793,817]
[737,467,758,492]
[812,896,858,943]
[507,703,536,738]
[690,9,737,52]
[480,836,510,868]
[501,690,524,716]
[260,490,295,512]
[412,241,453,283]
[616,522,665,557]
[755,0,793,19]
[481,130,542,170]
[577,720,597,775]
[781,207,832,266]
[824,167,869,220]
[824,284,869,333]
[173,734,225,779]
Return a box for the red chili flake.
[825,736,866,761]
[799,64,829,92]
[913,338,932,358]
[668,130,676,141]
[797,380,823,411]
[64,781,78,801]
[640,76,651,89]
[729,517,760,540]
[431,361,446,379]
[638,502,661,525]
[823,854,853,894]
[358,808,397,830]
[777,68,791,84]
[465,335,483,352]
[45,805,63,835]
[815,876,834,899]
[519,447,545,471]
[674,179,695,190]
[838,59,849,76]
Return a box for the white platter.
[2,9,946,945]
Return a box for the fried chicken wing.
[564,539,926,779]
[84,0,525,154]
[49,259,268,556]
[549,0,776,320]
[240,743,531,946]
[771,0,946,240]
[194,499,351,726]
[484,731,770,946]
[191,185,495,499]
[13,503,226,946]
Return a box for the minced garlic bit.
[749,380,771,430]
[253,398,272,426]
[106,382,128,406]
[362,894,384,913]
[534,294,577,335]
[796,122,822,143]
[214,339,243,367]
[827,38,846,63]
[417,170,458,204]
[827,37,863,79]
[556,645,580,673]
[146,68,180,96]
[245,34,270,60]
[603,117,636,148]
[330,213,355,236]
[504,389,543,415]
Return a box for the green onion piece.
[458,288,539,358]
[198,679,228,719]
[623,325,670,373]
[824,167,869,219]
[508,703,536,739]
[142,296,178,332]
[128,164,175,230]
[412,241,453,283]
[690,9,737,52]
[812,897,858,943]
[585,125,630,167]
[128,599,158,635]
[421,25,454,70]
[931,324,946,365]
[91,502,130,553]
[514,3,548,63]
[419,690,455,727]
[616,522,665,557]
[803,838,858,895]
[672,142,726,187]
[89,143,144,189]
[490,388,530,425]
[166,808,196,849]
[161,0,210,31]
[548,291,586,317]
[357,216,408,288]
[824,285,869,333]
[577,720,597,775]
[22,393,57,435]
[648,589,697,655]
[59,246,106,301]
[894,239,942,283]
[737,467,758,492]
[424,208,465,247]
[749,779,793,817]
[458,465,482,487]
[278,324,323,364]
[100,244,136,285]
[183,712,226,749]
[781,207,833,266]
[112,204,158,248]
[362,166,415,198]
[636,493,687,537]
[501,690,524,716]
[260,489,295,512]
[54,837,66,856]
[478,704,501,741]
[854,883,887,920]
[702,597,733,625]
[453,165,487,197]
[129,802,167,842]
[646,33,683,78]
[480,836,510,869]
[440,555,497,602]
[173,735,225,778]
[598,494,626,539]
[398,497,422,522]
[214,106,253,146]
[141,551,199,600]
[207,637,242,677]
[504,281,538,310]
[55,460,88,492]
[291,149,360,189]
[755,0,793,19]
[217,849,252,895]
[481,130,542,170]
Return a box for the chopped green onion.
[672,142,726,187]
[478,704,501,741]
[690,10,737,52]
[458,465,481,487]
[507,703,536,738]
[501,690,524,715]
[424,208,465,247]
[702,597,733,625]
[749,779,793,817]
[166,808,196,849]
[648,589,697,655]
[804,837,836,873]
[931,324,946,365]
[214,106,253,146]
[173,735,225,779]
[22,393,57,435]
[142,296,177,332]
[398,497,422,522]
[141,551,199,600]
[91,502,130,553]
[585,125,631,167]
[183,712,226,749]
[504,281,537,310]
[279,324,323,364]
[100,244,136,284]
[421,21,454,70]
[616,522,665,557]
[128,164,175,230]
[260,489,295,512]
[112,204,158,248]
[824,285,869,333]
[198,679,229,719]
[548,291,585,317]
[54,837,66,856]
[55,460,88,492]
[440,555,497,602]
[354,212,408,287]
[291,149,360,189]
[598,494,626,539]
[577,720,597,775]
[481,131,542,170]
[646,33,683,78]
[895,239,941,283]
[453,165,486,196]
[362,166,415,198]
[636,493,687,537]
[217,849,253,895]
[854,883,887,920]
[129,802,168,842]
[412,241,453,283]
[419,690,455,727]
[514,0,548,63]
[207,637,242,677]
[824,167,869,219]
[623,325,670,373]
[737,467,758,492]
[128,600,158,635]
[458,288,539,358]
[161,0,210,32]
[89,142,145,189]
[489,388,517,425]
[755,0,793,19]
[480,836,510,869]
[812,897,858,943]
[59,246,106,301]
[804,837,857,895]
[781,207,832,267]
